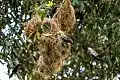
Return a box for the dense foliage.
[1,0,120,80]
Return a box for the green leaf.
[45,1,55,7]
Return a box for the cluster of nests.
[24,0,76,79]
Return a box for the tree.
[0,0,120,80]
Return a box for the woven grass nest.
[24,0,76,79]
[36,31,72,79]
[53,0,76,33]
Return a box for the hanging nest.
[24,17,72,79]
[53,0,76,33]
[24,0,76,36]
[36,31,72,79]
[23,0,76,79]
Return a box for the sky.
[0,63,18,80]
[0,63,10,80]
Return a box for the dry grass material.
[41,18,60,33]
[24,16,61,38]
[24,15,42,37]
[36,31,71,79]
[53,0,76,33]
